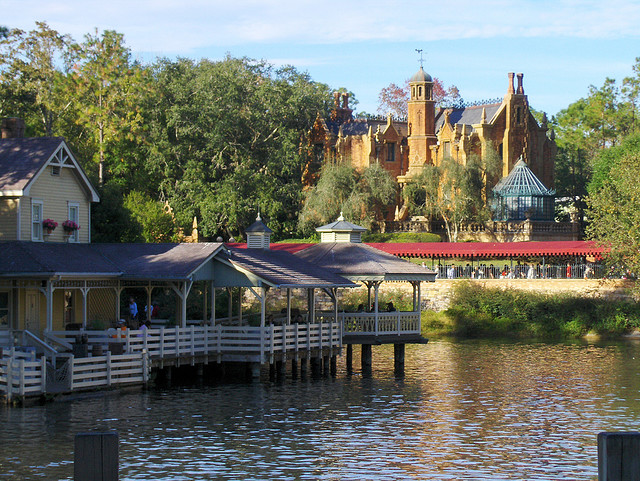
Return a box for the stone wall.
[378,279,636,312]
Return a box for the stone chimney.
[516,73,524,95]
[1,118,25,139]
[507,73,515,94]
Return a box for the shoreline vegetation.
[421,282,640,340]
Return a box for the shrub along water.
[422,281,640,339]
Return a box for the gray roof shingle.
[222,247,355,288]
[295,243,436,281]
[0,137,66,192]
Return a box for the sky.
[3,0,640,118]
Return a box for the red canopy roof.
[365,241,604,259]
[229,241,605,260]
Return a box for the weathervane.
[416,49,424,68]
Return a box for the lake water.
[2,338,640,480]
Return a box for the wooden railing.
[45,323,342,361]
[0,355,47,401]
[70,352,148,391]
[318,311,421,336]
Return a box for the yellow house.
[0,131,100,245]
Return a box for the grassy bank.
[422,282,640,339]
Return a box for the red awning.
[365,241,605,259]
[229,241,605,260]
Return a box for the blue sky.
[3,0,640,117]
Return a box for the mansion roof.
[434,103,502,132]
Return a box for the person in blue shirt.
[128,297,138,328]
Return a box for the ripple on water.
[2,339,639,479]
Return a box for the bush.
[431,281,640,339]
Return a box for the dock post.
[249,362,261,382]
[322,355,330,377]
[74,432,118,481]
[269,362,276,381]
[164,366,172,385]
[361,344,372,374]
[598,432,640,481]
[310,357,322,377]
[300,357,308,378]
[394,343,405,377]
[330,355,337,377]
[276,360,286,380]
[291,359,298,380]
[346,344,353,373]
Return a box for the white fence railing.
[318,311,421,336]
[1,351,148,401]
[0,356,47,401]
[45,323,343,361]
[70,352,148,391]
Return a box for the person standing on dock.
[128,297,139,328]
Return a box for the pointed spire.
[481,107,487,124]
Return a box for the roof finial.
[256,210,261,221]
[415,48,424,68]
[337,211,345,221]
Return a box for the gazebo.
[492,158,555,221]
[295,214,436,371]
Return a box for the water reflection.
[2,339,640,480]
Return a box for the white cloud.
[4,0,639,55]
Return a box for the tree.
[403,156,487,242]
[586,133,640,278]
[299,163,397,234]
[377,78,462,116]
[123,191,181,242]
[145,56,333,240]
[0,22,72,135]
[377,83,408,117]
[68,29,149,186]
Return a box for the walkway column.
[80,284,89,328]
[227,287,232,323]
[210,283,216,326]
[374,283,380,335]
[114,285,124,324]
[145,284,153,323]
[45,280,53,331]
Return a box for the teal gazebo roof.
[493,159,555,197]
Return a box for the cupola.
[245,213,272,250]
[316,213,367,243]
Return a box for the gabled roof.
[295,242,436,282]
[0,137,99,201]
[435,103,502,133]
[0,241,225,280]
[493,159,555,197]
[92,243,225,280]
[220,246,355,289]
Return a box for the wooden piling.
[330,355,337,377]
[291,359,298,380]
[74,432,118,481]
[598,432,640,481]
[394,343,405,376]
[361,344,372,372]
[346,344,353,373]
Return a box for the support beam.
[346,344,353,373]
[210,282,216,326]
[361,344,372,373]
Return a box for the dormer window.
[31,200,43,241]
[387,143,396,162]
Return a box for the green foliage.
[362,232,441,242]
[339,287,415,312]
[123,191,181,243]
[587,134,640,279]
[145,56,333,241]
[433,282,640,339]
[299,163,397,235]
[403,153,490,242]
